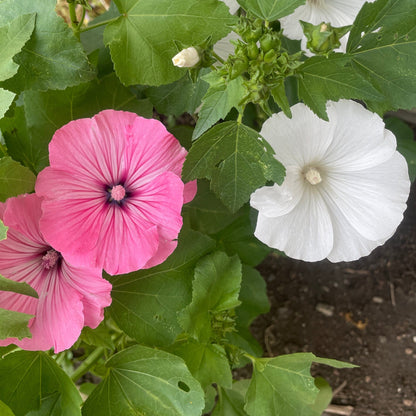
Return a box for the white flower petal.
[221,0,240,14]
[323,100,397,171]
[214,31,240,61]
[254,185,334,261]
[250,169,305,217]
[260,103,335,169]
[323,151,410,242]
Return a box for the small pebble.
[316,303,334,317]
[372,296,383,304]
[403,399,413,407]
[379,336,387,344]
[405,348,413,355]
[413,336,416,344]
[365,376,371,383]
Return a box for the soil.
[254,182,416,416]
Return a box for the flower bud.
[172,47,200,68]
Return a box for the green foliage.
[0,308,32,340]
[179,251,242,343]
[0,273,38,298]
[104,0,236,86]
[0,220,7,241]
[245,353,355,416]
[0,351,82,416]
[385,117,416,182]
[0,400,14,416]
[169,340,232,390]
[0,74,151,173]
[109,229,215,347]
[80,322,115,350]
[237,0,306,21]
[0,89,15,120]
[311,377,333,414]
[212,380,250,416]
[298,54,382,120]
[145,70,209,117]
[347,0,416,113]
[0,157,36,201]
[183,121,285,213]
[82,345,205,416]
[193,72,246,139]
[0,0,95,92]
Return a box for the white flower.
[280,0,375,53]
[221,0,240,14]
[172,47,200,68]
[250,100,410,262]
[214,31,241,61]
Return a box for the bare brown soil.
[254,182,416,416]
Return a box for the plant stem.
[79,17,119,33]
[212,51,225,65]
[71,346,106,382]
[77,7,86,30]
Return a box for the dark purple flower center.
[42,249,61,270]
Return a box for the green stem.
[79,16,119,33]
[71,346,106,382]
[212,51,225,65]
[237,107,245,124]
[77,7,86,30]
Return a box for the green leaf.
[183,180,245,235]
[245,353,355,416]
[193,72,246,139]
[237,0,306,21]
[311,377,332,414]
[25,392,61,416]
[0,88,15,120]
[80,322,115,350]
[82,345,205,416]
[347,0,416,112]
[0,273,38,298]
[109,229,215,347]
[0,220,7,240]
[0,13,36,82]
[271,80,291,118]
[0,156,36,201]
[0,400,15,416]
[179,251,242,343]
[104,0,236,86]
[0,308,32,340]
[0,351,82,416]
[298,54,382,120]
[169,340,232,390]
[226,265,269,356]
[1,73,151,173]
[0,0,95,92]
[213,207,270,266]
[145,70,209,117]
[385,117,416,182]
[183,121,285,213]
[212,381,250,416]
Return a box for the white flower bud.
[172,47,200,68]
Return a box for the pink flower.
[0,194,112,353]
[36,110,196,275]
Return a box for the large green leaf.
[385,117,416,181]
[347,0,416,112]
[193,72,246,139]
[245,353,355,416]
[104,0,236,86]
[145,70,209,117]
[1,74,151,173]
[109,229,215,347]
[237,0,306,21]
[0,400,14,416]
[0,308,32,340]
[0,351,82,416]
[0,14,36,82]
[212,380,250,416]
[0,273,38,298]
[0,88,14,120]
[82,345,205,416]
[298,54,382,120]
[179,251,242,343]
[183,121,285,213]
[0,156,36,201]
[169,340,232,390]
[0,0,95,92]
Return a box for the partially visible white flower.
[250,100,410,262]
[172,47,200,68]
[280,0,375,53]
[213,31,241,61]
[221,0,240,14]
